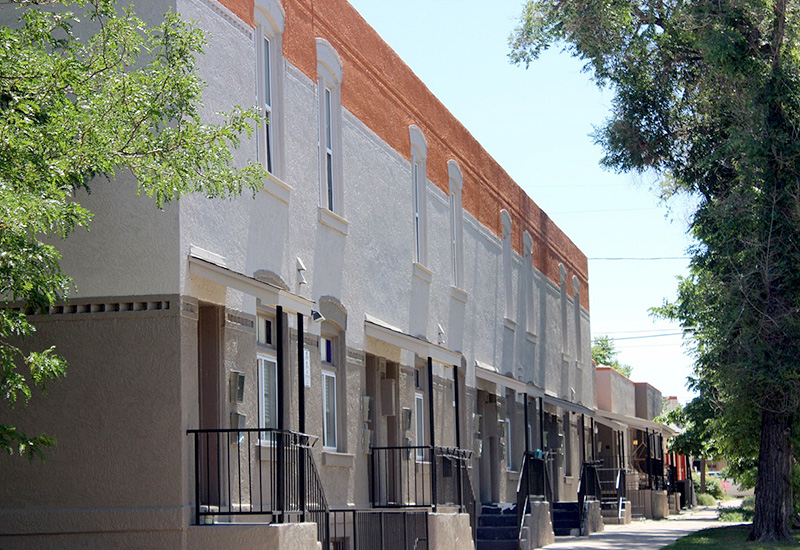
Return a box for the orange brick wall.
[220,0,589,310]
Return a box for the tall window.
[317,39,343,215]
[505,417,514,470]
[414,391,425,459]
[501,210,513,319]
[255,0,285,178]
[409,125,428,265]
[523,231,535,335]
[323,87,334,210]
[261,36,274,173]
[448,160,464,288]
[573,276,583,362]
[321,335,337,449]
[258,355,278,435]
[559,264,568,354]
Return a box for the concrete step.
[476,525,517,540]
[478,513,517,527]
[476,540,519,550]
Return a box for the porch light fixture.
[311,310,325,323]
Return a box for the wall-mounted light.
[437,323,445,345]
[296,257,308,285]
[311,310,325,323]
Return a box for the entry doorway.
[477,389,500,503]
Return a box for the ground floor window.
[322,370,337,449]
[258,355,278,439]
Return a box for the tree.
[591,335,632,377]
[1,0,265,460]
[510,0,800,541]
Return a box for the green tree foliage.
[591,335,632,377]
[1,0,265,460]
[510,0,800,541]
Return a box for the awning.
[474,361,544,397]
[596,409,676,436]
[542,394,594,417]
[364,314,460,366]
[188,253,314,316]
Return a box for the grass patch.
[662,525,800,549]
[719,498,755,523]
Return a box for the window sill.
[412,262,432,284]
[503,317,517,331]
[506,469,520,481]
[450,286,468,304]
[322,451,355,469]
[263,172,293,204]
[526,331,538,344]
[318,207,349,236]
[561,352,571,364]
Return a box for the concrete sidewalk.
[541,507,738,550]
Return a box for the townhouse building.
[0,1,619,549]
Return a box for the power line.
[612,332,686,341]
[588,256,690,261]
[551,207,660,215]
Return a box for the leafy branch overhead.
[0,0,267,460]
[511,0,800,540]
[591,335,632,378]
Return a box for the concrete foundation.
[521,499,555,549]
[428,512,475,550]
[650,490,669,520]
[583,501,604,534]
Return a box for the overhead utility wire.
[588,256,690,261]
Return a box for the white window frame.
[573,276,582,362]
[254,1,285,180]
[415,391,425,460]
[317,39,344,216]
[559,264,568,354]
[448,160,464,289]
[506,417,514,470]
[258,354,279,442]
[322,370,338,450]
[523,231,535,336]
[409,125,428,266]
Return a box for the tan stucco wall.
[0,302,184,544]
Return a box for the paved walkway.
[541,507,739,550]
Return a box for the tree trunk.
[749,410,793,541]
[700,458,706,494]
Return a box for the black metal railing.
[597,467,626,502]
[188,428,330,547]
[460,459,477,542]
[577,461,602,533]
[370,445,473,511]
[328,508,428,550]
[515,452,553,538]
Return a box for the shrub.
[692,472,724,499]
[697,493,717,506]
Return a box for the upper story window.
[573,275,582,362]
[316,39,344,216]
[523,231,535,335]
[501,209,513,320]
[448,160,464,288]
[559,264,568,354]
[409,126,428,266]
[255,0,285,178]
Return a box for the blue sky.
[348,0,698,403]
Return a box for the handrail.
[516,451,553,541]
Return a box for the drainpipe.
[453,365,461,449]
